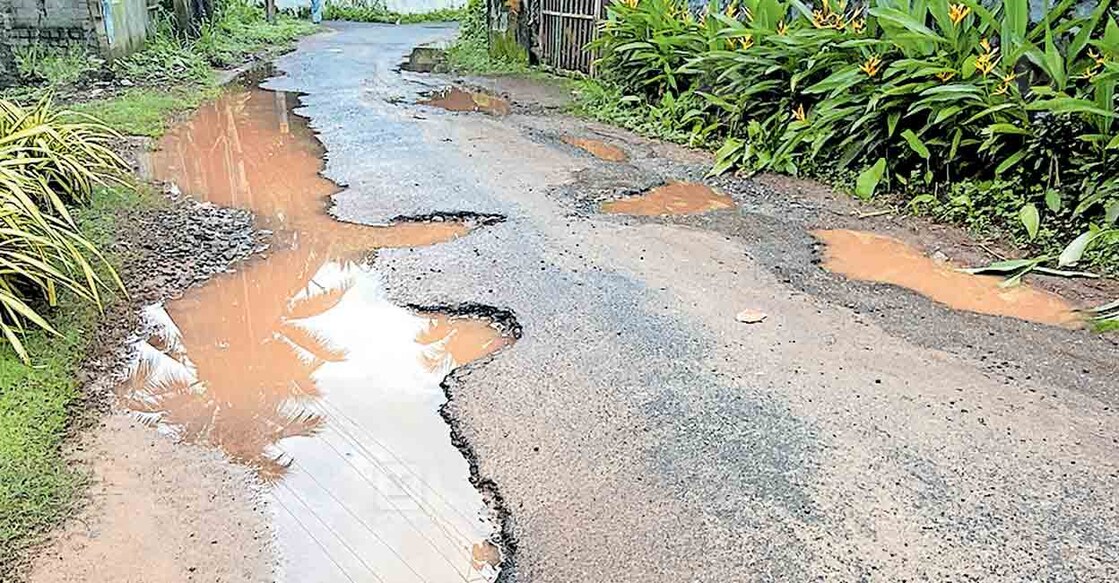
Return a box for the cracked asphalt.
[267,22,1119,582]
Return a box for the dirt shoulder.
[27,415,276,582]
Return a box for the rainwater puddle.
[128,81,513,582]
[421,87,511,116]
[562,135,628,162]
[602,182,735,216]
[814,229,1081,327]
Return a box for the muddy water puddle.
[129,82,512,582]
[562,135,628,162]
[814,229,1081,327]
[603,182,735,216]
[421,87,511,116]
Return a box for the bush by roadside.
[322,0,465,23]
[584,0,1119,287]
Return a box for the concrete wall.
[1,0,14,83]
[0,0,149,85]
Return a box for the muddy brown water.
[603,182,736,216]
[127,84,511,582]
[814,229,1081,327]
[422,87,511,116]
[562,135,628,162]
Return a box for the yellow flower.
[994,71,1018,95]
[975,38,998,76]
[792,104,807,122]
[812,9,828,28]
[948,3,971,25]
[776,20,788,35]
[860,54,882,77]
[735,34,754,50]
[936,70,956,82]
[848,17,865,33]
[725,1,737,18]
[1081,53,1103,80]
[622,0,637,7]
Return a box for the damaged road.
[31,21,1119,583]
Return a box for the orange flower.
[860,54,882,77]
[948,3,971,25]
[975,38,999,76]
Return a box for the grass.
[322,1,464,23]
[71,85,221,137]
[441,0,531,75]
[0,303,95,571]
[11,46,99,86]
[0,184,143,574]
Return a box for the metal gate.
[538,0,605,74]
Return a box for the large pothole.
[602,181,735,216]
[814,229,1081,327]
[125,67,517,582]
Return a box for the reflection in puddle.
[127,84,512,582]
[814,229,1081,327]
[562,135,628,162]
[602,182,735,216]
[421,87,511,116]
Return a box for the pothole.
[813,229,1082,327]
[562,135,628,162]
[421,87,511,116]
[131,74,515,582]
[602,181,735,216]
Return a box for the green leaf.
[1045,189,1062,212]
[1002,0,1029,57]
[1028,97,1117,118]
[1058,231,1096,266]
[960,257,1044,274]
[901,129,930,159]
[908,193,936,210]
[995,150,1026,174]
[1019,203,1040,240]
[855,158,888,200]
[709,137,743,176]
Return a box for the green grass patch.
[322,1,464,23]
[71,85,221,138]
[0,184,142,573]
[0,304,94,571]
[12,45,99,86]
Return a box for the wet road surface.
[106,21,1119,582]
[135,74,511,582]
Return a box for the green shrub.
[323,0,464,23]
[116,1,315,84]
[591,0,1119,272]
[0,98,125,360]
[11,46,98,86]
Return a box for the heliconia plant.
[592,0,1119,277]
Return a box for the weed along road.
[31,22,1119,582]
